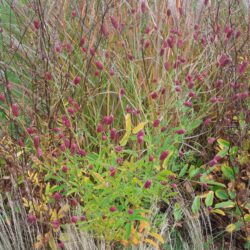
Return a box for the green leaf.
[192,196,201,214]
[215,201,235,209]
[221,165,235,180]
[125,222,132,240]
[206,181,226,188]
[179,164,188,177]
[174,203,183,221]
[215,189,228,200]
[157,169,174,180]
[205,191,214,207]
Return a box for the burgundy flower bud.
[128,53,133,61]
[79,37,85,46]
[116,157,123,165]
[179,151,184,157]
[188,91,196,98]
[102,134,107,141]
[141,1,147,13]
[115,145,123,152]
[184,101,192,107]
[151,91,158,99]
[218,54,231,67]
[60,143,67,152]
[73,76,81,85]
[78,149,86,157]
[69,198,78,207]
[120,88,125,96]
[207,137,216,144]
[164,62,170,71]
[161,181,167,186]
[18,138,25,147]
[65,43,72,53]
[90,47,96,56]
[160,48,165,56]
[175,86,182,92]
[209,159,217,166]
[110,128,117,140]
[45,71,52,81]
[37,147,43,157]
[71,9,77,18]
[80,215,87,221]
[55,43,62,53]
[62,165,68,173]
[58,242,65,249]
[238,60,248,75]
[95,61,104,70]
[161,126,167,132]
[153,119,160,128]
[71,216,78,223]
[52,220,60,229]
[109,205,116,212]
[160,150,169,161]
[128,209,134,214]
[109,68,115,76]
[11,103,19,117]
[176,129,186,135]
[33,19,40,30]
[97,123,104,133]
[137,135,144,144]
[27,214,37,224]
[33,135,40,149]
[109,166,116,176]
[67,107,75,115]
[0,93,5,102]
[149,155,154,162]
[89,164,94,170]
[103,115,114,125]
[53,192,62,202]
[110,16,119,29]
[144,179,152,189]
[145,26,151,34]
[171,183,177,189]
[204,118,211,126]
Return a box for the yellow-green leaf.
[226,223,236,233]
[132,122,147,134]
[119,114,132,146]
[205,191,214,207]
[144,238,160,249]
[212,209,225,216]
[149,232,164,244]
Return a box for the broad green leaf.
[215,201,235,209]
[221,165,235,180]
[205,191,214,207]
[192,196,201,214]
[215,189,228,200]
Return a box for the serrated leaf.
[179,164,188,177]
[215,201,235,209]
[205,191,214,207]
[192,196,201,214]
[132,122,147,134]
[221,165,235,180]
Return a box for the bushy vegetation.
[0,0,249,249]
